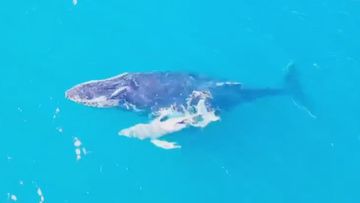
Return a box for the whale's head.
[65,73,131,108]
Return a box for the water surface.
[1,0,360,202]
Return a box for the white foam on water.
[11,195,17,201]
[74,138,82,147]
[75,148,81,160]
[9,181,48,202]
[17,107,23,113]
[37,188,45,203]
[53,107,61,119]
[73,137,86,160]
[215,81,241,86]
[72,0,78,6]
[56,127,64,133]
[190,99,220,128]
[7,193,17,201]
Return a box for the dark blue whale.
[65,64,315,149]
[65,64,311,116]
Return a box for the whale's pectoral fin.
[151,139,181,150]
[119,122,158,140]
[118,113,189,141]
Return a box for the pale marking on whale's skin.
[110,86,128,97]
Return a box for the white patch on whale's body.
[119,91,220,149]
[70,95,119,108]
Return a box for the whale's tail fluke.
[284,62,317,119]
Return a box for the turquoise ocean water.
[1,0,360,202]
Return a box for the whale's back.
[123,72,211,111]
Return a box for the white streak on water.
[73,137,86,160]
[292,99,317,119]
[37,188,45,203]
